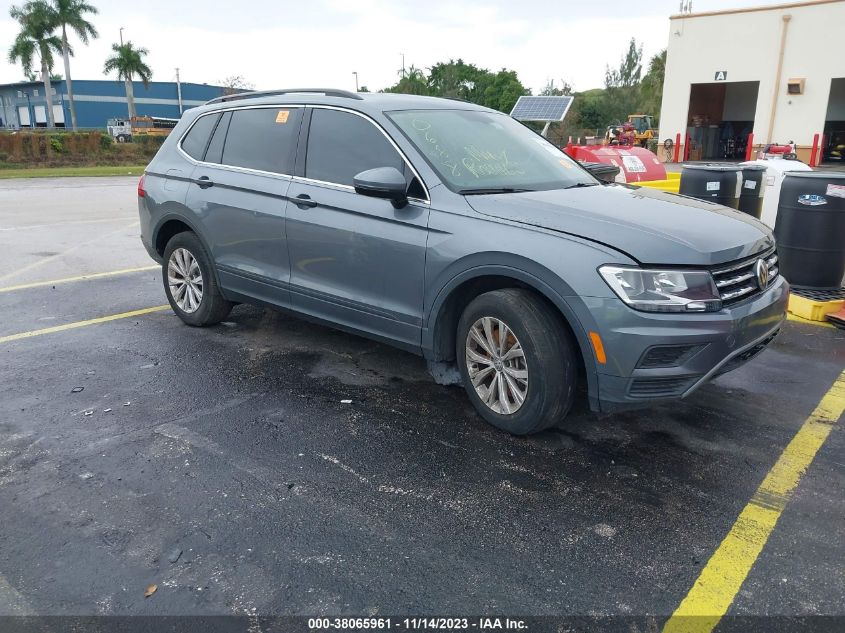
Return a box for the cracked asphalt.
[0,177,843,628]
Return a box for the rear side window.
[221,107,302,174]
[306,109,403,186]
[204,111,231,164]
[181,113,220,160]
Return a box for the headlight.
[599,266,722,313]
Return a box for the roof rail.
[206,88,363,105]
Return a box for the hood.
[465,184,774,266]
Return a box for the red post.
[684,134,691,161]
[673,132,681,162]
[819,134,826,166]
[745,133,754,161]
[809,133,819,167]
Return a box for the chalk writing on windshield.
[461,146,524,179]
[412,118,462,178]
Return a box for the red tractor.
[605,121,638,147]
[760,141,797,160]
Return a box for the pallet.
[788,287,845,322]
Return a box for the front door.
[184,106,304,306]
[286,107,430,349]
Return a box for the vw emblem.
[755,259,769,290]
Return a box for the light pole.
[400,53,405,78]
[352,71,358,92]
[175,67,183,114]
[119,27,124,46]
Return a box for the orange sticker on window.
[275,110,290,124]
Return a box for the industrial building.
[658,0,845,164]
[0,79,227,130]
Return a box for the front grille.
[628,376,697,398]
[638,344,706,369]
[712,249,779,307]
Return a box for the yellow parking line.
[0,305,170,345]
[663,369,845,633]
[0,265,159,293]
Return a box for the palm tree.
[51,0,98,131]
[8,1,63,128]
[103,41,152,119]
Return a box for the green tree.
[478,69,529,113]
[51,0,98,131]
[9,1,63,128]
[103,41,152,118]
[539,79,573,96]
[603,38,643,124]
[384,65,429,96]
[427,59,482,101]
[639,49,666,121]
[384,59,529,114]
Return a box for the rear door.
[285,107,430,349]
[184,106,304,306]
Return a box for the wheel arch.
[153,214,227,294]
[153,213,207,258]
[424,263,599,410]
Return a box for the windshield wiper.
[458,187,534,195]
[562,182,600,189]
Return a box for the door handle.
[294,193,317,209]
[196,176,214,189]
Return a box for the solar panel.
[510,96,574,122]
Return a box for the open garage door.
[822,78,845,165]
[686,81,759,161]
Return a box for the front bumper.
[587,275,789,411]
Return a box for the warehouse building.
[658,0,845,164]
[0,79,227,130]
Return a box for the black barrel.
[581,161,620,183]
[774,172,845,289]
[679,163,742,209]
[738,164,767,218]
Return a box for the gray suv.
[139,88,788,435]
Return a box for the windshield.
[387,109,597,193]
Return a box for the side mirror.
[580,161,620,183]
[353,167,408,208]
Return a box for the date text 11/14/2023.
[308,617,528,630]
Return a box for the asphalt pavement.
[0,177,843,630]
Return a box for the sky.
[0,0,800,93]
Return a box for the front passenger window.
[306,109,405,187]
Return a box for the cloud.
[1,0,796,93]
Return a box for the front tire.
[162,232,233,327]
[457,289,577,435]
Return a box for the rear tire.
[456,289,577,435]
[162,231,232,327]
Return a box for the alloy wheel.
[465,316,528,415]
[167,247,203,313]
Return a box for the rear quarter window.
[204,111,231,164]
[180,113,221,160]
[221,107,302,174]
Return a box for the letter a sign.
[714,71,727,81]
